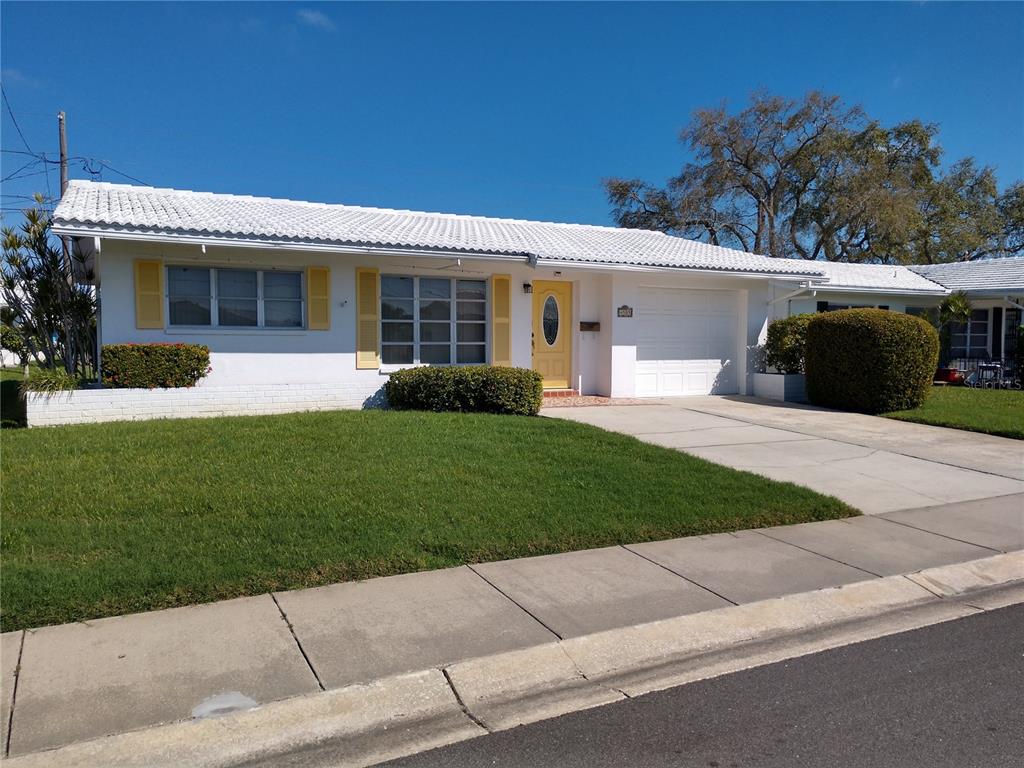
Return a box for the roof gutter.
[50,224,536,265]
[804,282,949,297]
[952,287,1024,298]
[767,283,815,304]
[534,258,823,281]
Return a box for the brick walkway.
[541,396,647,408]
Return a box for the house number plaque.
[617,305,633,318]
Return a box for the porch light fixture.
[523,283,533,294]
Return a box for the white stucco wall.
[96,240,616,396]
[94,239,812,403]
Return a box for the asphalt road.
[381,604,1024,768]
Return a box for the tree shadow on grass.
[1,376,26,428]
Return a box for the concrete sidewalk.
[547,398,1024,513]
[2,493,1022,759]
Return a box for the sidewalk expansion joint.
[960,602,989,613]
[901,573,946,600]
[441,668,491,733]
[874,516,1003,553]
[753,529,885,578]
[271,593,326,692]
[466,565,564,641]
[620,545,739,606]
[4,630,25,758]
[558,644,632,700]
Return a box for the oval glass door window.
[542,295,559,345]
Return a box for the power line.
[1,148,45,158]
[4,168,51,183]
[1,85,34,154]
[3,149,149,185]
[1,158,42,182]
[95,161,149,186]
[1,148,93,165]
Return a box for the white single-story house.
[44,180,1023,420]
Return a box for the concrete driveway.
[546,397,1024,514]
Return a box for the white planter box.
[25,382,387,427]
[752,373,807,403]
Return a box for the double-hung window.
[380,275,487,365]
[167,266,304,328]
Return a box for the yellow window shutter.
[134,259,164,329]
[306,266,331,330]
[491,274,512,366]
[355,267,380,369]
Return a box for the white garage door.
[635,287,740,397]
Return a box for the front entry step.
[542,389,579,399]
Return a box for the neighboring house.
[51,181,1024,402]
[908,260,1024,364]
[770,258,1024,367]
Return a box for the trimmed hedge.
[805,309,938,414]
[102,343,211,389]
[764,314,813,374]
[385,365,544,416]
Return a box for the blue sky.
[2,1,1022,226]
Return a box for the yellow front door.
[532,280,572,389]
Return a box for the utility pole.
[57,111,76,364]
[58,110,68,196]
[58,111,70,265]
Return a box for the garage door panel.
[678,317,707,336]
[635,373,658,397]
[708,342,735,360]
[661,373,684,394]
[636,287,740,397]
[680,341,707,358]
[686,372,712,392]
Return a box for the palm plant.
[933,291,972,365]
[1,200,96,378]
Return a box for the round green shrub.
[805,309,938,414]
[764,314,814,374]
[385,365,543,415]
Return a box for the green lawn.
[1,410,857,631]
[884,386,1024,440]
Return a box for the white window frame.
[380,275,488,368]
[822,303,888,312]
[165,266,306,330]
[950,308,991,359]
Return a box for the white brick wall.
[26,382,388,427]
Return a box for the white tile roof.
[909,258,1024,293]
[806,260,948,293]
[52,181,824,277]
[62,181,1024,296]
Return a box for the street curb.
[7,552,1022,768]
[2,669,482,768]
